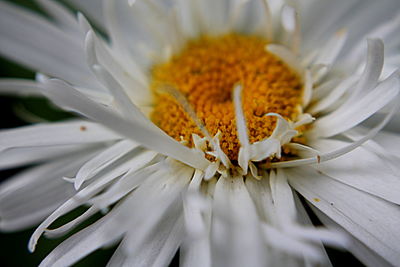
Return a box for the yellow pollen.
[150,34,303,161]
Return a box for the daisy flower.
[1,0,400,266]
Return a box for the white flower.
[1,0,400,266]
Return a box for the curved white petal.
[312,71,399,138]
[0,152,96,232]
[39,209,125,267]
[73,139,138,190]
[29,152,155,251]
[42,79,209,170]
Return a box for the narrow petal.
[311,138,400,204]
[245,175,278,226]
[88,152,160,209]
[0,152,96,231]
[211,176,266,267]
[112,161,193,266]
[0,144,96,170]
[73,139,138,190]
[122,211,184,267]
[39,210,125,267]
[340,39,384,108]
[181,171,212,267]
[0,1,99,89]
[42,79,209,170]
[0,79,42,96]
[269,170,297,225]
[64,0,105,30]
[35,0,80,34]
[85,30,150,105]
[312,72,399,138]
[311,206,393,267]
[29,152,153,251]
[287,167,400,266]
[292,194,332,266]
[272,96,399,168]
[0,120,121,152]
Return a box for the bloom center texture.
[150,34,304,161]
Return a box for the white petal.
[302,70,313,107]
[0,152,95,231]
[0,79,42,96]
[74,139,138,190]
[312,71,399,138]
[292,194,332,266]
[85,30,150,105]
[0,120,121,152]
[88,152,160,209]
[309,75,358,115]
[195,0,230,36]
[211,176,266,267]
[181,171,212,267]
[311,78,341,102]
[103,0,152,71]
[341,39,384,108]
[104,0,183,68]
[301,0,359,52]
[311,138,400,204]
[269,170,296,225]
[343,10,400,68]
[114,162,193,266]
[0,1,99,89]
[287,167,400,266]
[44,206,98,238]
[267,44,303,76]
[64,0,105,30]
[39,210,125,267]
[29,152,150,251]
[260,223,325,263]
[233,84,250,171]
[233,84,249,147]
[314,29,348,67]
[0,144,95,170]
[174,0,199,38]
[122,210,184,267]
[35,0,80,34]
[272,97,399,168]
[42,79,209,170]
[311,206,393,267]
[106,241,126,267]
[245,175,278,226]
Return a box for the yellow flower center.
[150,34,303,161]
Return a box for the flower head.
[1,0,400,266]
